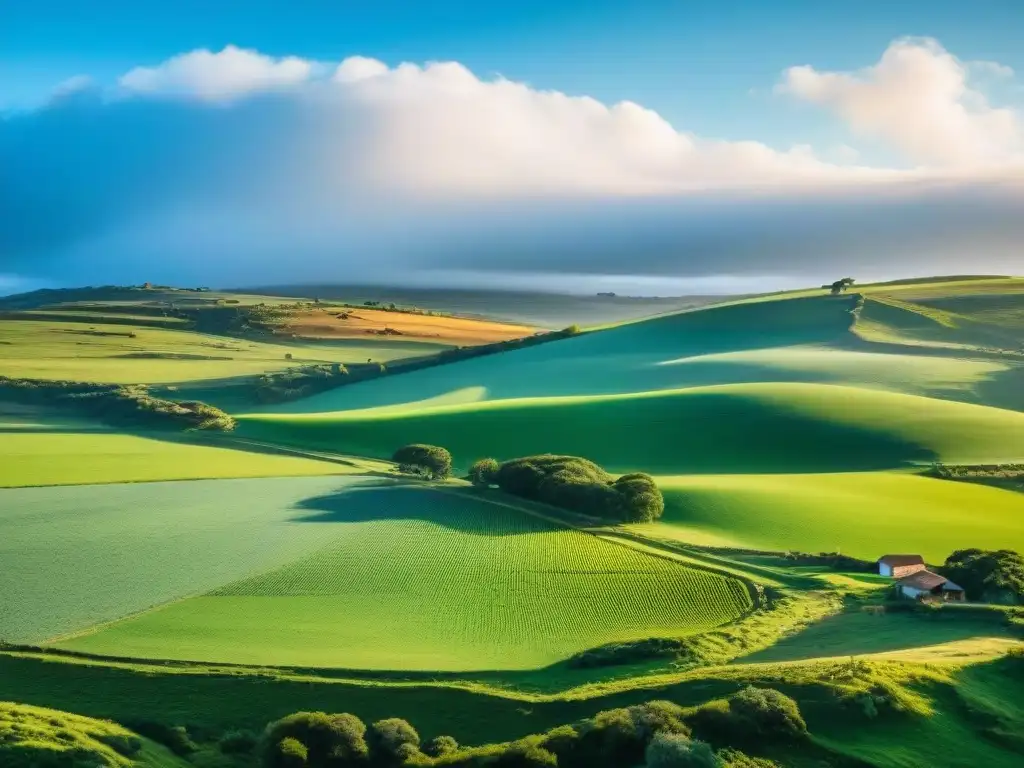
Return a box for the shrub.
[728,687,806,742]
[422,735,458,757]
[262,711,368,767]
[568,637,688,669]
[368,718,419,764]
[494,737,557,767]
[468,458,500,488]
[645,732,721,767]
[392,444,453,481]
[93,731,143,757]
[715,748,778,768]
[270,737,308,768]
[219,729,259,755]
[124,721,195,756]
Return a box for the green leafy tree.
[943,549,1024,603]
[391,444,453,481]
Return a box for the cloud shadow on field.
[289,485,535,536]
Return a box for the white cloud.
[118,45,315,101]
[777,38,1024,168]
[7,39,1024,288]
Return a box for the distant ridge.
[859,275,1012,287]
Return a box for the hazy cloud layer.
[2,38,1023,291]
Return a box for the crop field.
[239,382,1024,474]
[53,488,752,670]
[0,476,375,643]
[638,472,1024,561]
[279,305,536,344]
[0,318,447,384]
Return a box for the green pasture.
[0,318,445,384]
[741,609,1021,664]
[54,487,751,670]
[638,471,1024,561]
[240,382,1024,474]
[0,476,370,643]
[0,426,369,487]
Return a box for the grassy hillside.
[240,383,1024,473]
[0,701,189,767]
[53,487,752,670]
[639,472,1024,560]
[0,476,370,642]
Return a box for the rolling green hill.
[239,382,1024,474]
[639,472,1024,561]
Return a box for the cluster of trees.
[0,377,234,431]
[393,445,453,481]
[470,454,664,523]
[822,277,856,295]
[256,690,801,767]
[942,549,1024,604]
[255,363,382,403]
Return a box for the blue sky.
[2,1,1023,293]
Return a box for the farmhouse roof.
[878,554,925,567]
[897,570,947,591]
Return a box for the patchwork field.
[52,487,752,670]
[0,318,445,384]
[3,277,1024,767]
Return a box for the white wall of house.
[879,562,894,577]
[900,585,927,600]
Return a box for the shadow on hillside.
[976,364,1024,413]
[289,485,534,536]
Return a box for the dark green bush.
[493,736,557,767]
[270,737,308,768]
[123,721,195,756]
[367,717,419,764]
[645,732,721,767]
[468,458,500,488]
[943,548,1024,604]
[422,735,459,757]
[392,444,452,480]
[728,687,807,742]
[262,711,368,767]
[219,729,259,755]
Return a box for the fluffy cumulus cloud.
[2,42,1023,289]
[118,45,315,101]
[778,38,1024,167]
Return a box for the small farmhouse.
[877,554,926,578]
[895,570,966,602]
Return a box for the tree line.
[252,686,805,767]
[391,445,664,524]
